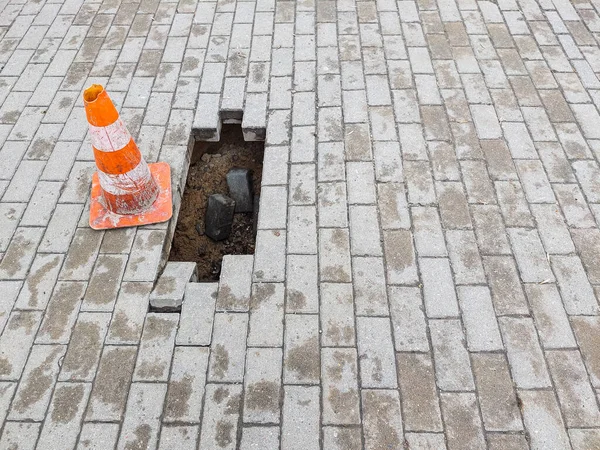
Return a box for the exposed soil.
[168,125,264,280]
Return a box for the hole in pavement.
[168,124,264,281]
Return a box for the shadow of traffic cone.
[84,84,172,230]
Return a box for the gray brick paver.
[2,0,600,444]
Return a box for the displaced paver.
[2,0,600,445]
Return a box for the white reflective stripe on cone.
[89,118,132,152]
[97,159,153,195]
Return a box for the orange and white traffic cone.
[83,84,172,230]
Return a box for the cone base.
[89,162,173,230]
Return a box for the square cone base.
[89,162,173,230]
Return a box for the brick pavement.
[1,0,600,446]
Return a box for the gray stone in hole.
[227,168,254,213]
[205,194,236,241]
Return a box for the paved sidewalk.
[1,0,600,446]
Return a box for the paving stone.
[412,206,447,257]
[177,283,217,346]
[553,183,596,228]
[420,257,459,318]
[321,283,355,347]
[258,186,287,229]
[0,281,20,334]
[525,284,576,349]
[568,429,600,450]
[81,254,127,311]
[288,205,318,254]
[388,286,428,352]
[377,183,410,230]
[403,160,436,205]
[0,421,40,450]
[320,348,360,425]
[158,425,199,450]
[319,228,352,283]
[572,229,600,284]
[404,433,447,449]
[0,311,43,382]
[123,229,166,282]
[554,123,592,159]
[14,253,63,310]
[396,352,443,432]
[106,282,153,345]
[253,229,286,282]
[519,390,570,450]
[198,384,242,450]
[571,316,600,389]
[59,312,111,382]
[8,344,65,420]
[461,160,496,205]
[472,353,523,432]
[471,205,511,255]
[0,204,25,254]
[243,348,282,424]
[471,104,502,138]
[356,317,397,388]
[318,182,348,228]
[322,427,361,450]
[346,161,376,205]
[551,255,598,315]
[208,313,248,382]
[37,203,83,253]
[362,390,404,449]
[133,313,178,382]
[457,286,502,351]
[495,181,535,228]
[281,386,320,450]
[500,317,552,389]
[0,227,44,280]
[36,281,86,344]
[77,423,120,449]
[248,282,284,347]
[348,205,381,256]
[59,229,103,281]
[546,350,600,428]
[86,345,137,421]
[283,314,319,384]
[436,181,472,229]
[352,257,387,316]
[440,392,486,450]
[289,163,315,206]
[318,142,345,182]
[240,427,280,450]
[483,256,529,316]
[117,383,167,450]
[383,230,418,285]
[430,319,474,391]
[39,382,92,449]
[286,255,319,313]
[507,228,554,283]
[164,346,209,423]
[216,255,253,312]
[446,230,486,285]
[149,261,196,311]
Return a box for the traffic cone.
[83,84,172,230]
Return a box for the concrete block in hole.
[227,168,254,213]
[205,194,235,241]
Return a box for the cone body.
[84,85,159,215]
[83,84,172,230]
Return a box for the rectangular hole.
[168,124,264,280]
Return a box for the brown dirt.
[168,125,264,281]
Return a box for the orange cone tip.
[84,84,172,230]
